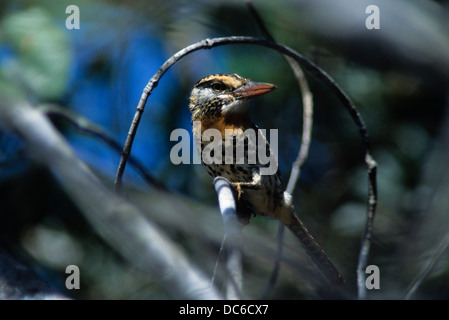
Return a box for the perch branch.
[213,177,243,300]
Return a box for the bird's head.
[189,73,277,120]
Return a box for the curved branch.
[114,35,378,298]
[245,0,315,297]
[114,36,374,191]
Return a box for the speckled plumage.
[189,73,344,285]
[190,74,284,219]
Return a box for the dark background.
[1,0,449,299]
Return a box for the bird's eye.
[211,82,227,92]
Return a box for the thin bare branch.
[285,68,313,192]
[357,154,378,299]
[245,0,314,297]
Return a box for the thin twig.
[357,154,378,299]
[245,0,315,298]
[285,68,313,192]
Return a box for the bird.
[189,73,344,285]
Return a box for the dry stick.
[284,65,314,193]
[262,63,314,298]
[113,36,377,297]
[245,0,315,298]
[357,154,377,299]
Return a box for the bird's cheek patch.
[221,100,247,114]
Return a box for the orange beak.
[233,81,277,100]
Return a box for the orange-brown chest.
[192,113,256,181]
[194,113,253,136]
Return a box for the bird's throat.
[196,112,253,137]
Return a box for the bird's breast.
[196,114,253,136]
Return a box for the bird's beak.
[234,81,277,100]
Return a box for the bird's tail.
[280,206,345,285]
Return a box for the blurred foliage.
[0,7,70,99]
[1,0,449,299]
